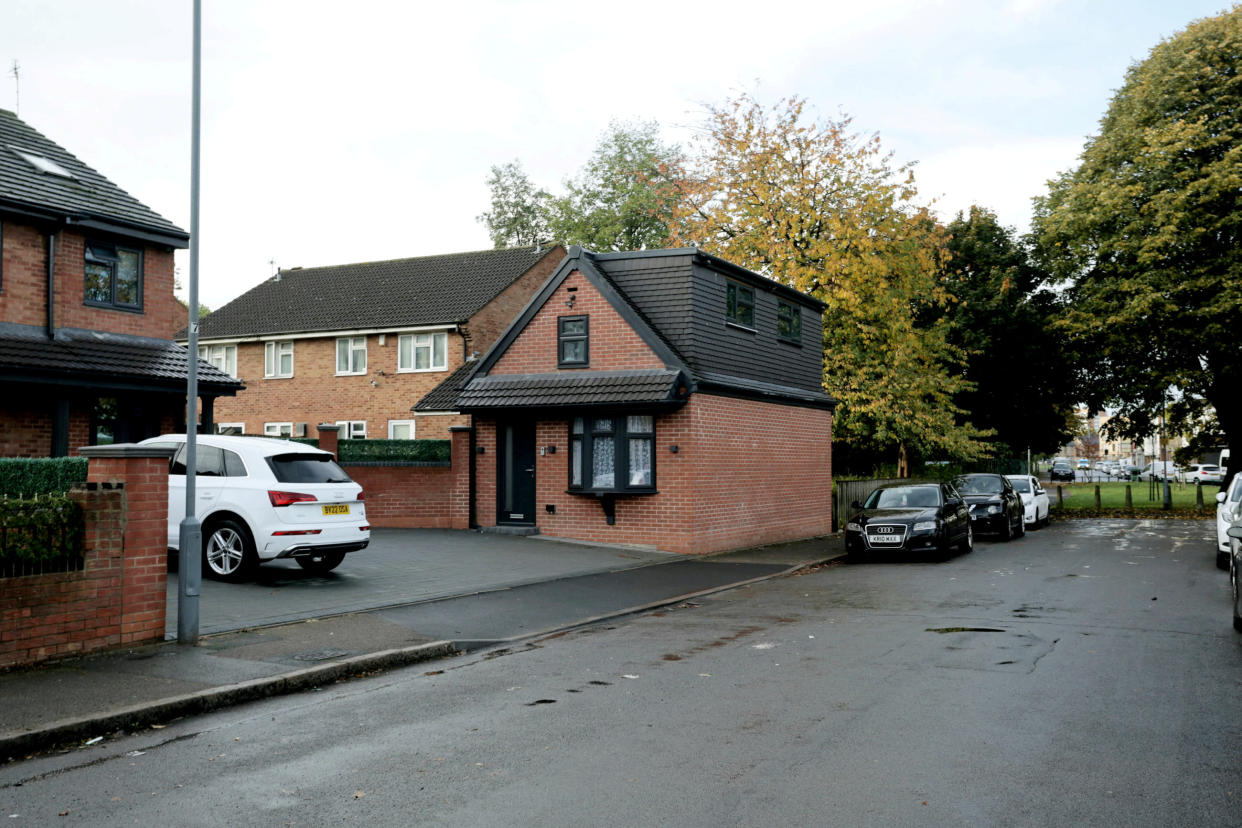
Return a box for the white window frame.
[199,344,238,378]
[264,340,294,378]
[336,336,367,376]
[215,422,245,435]
[264,422,293,437]
[397,332,448,373]
[388,419,416,439]
[335,420,367,439]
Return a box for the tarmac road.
[5,518,1238,826]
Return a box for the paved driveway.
[165,529,674,637]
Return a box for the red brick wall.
[0,222,179,338]
[461,247,563,360]
[474,394,833,555]
[491,269,665,375]
[0,453,170,668]
[211,334,469,440]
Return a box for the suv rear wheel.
[203,518,256,582]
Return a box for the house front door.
[497,421,536,525]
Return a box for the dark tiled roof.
[0,109,187,243]
[0,323,242,393]
[412,360,479,412]
[194,245,562,339]
[457,369,683,410]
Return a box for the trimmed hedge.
[337,439,451,463]
[0,494,85,570]
[0,457,89,497]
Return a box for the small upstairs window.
[725,281,754,329]
[558,315,589,367]
[264,341,294,378]
[84,241,142,311]
[777,301,802,342]
[336,337,367,375]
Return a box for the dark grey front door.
[497,421,536,525]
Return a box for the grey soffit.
[0,324,242,391]
[0,109,188,242]
[193,245,561,339]
[412,360,479,412]
[456,369,682,410]
[695,370,836,408]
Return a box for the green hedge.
[0,494,85,568]
[337,439,451,463]
[0,457,89,497]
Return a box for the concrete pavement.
[1,530,844,761]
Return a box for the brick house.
[190,245,563,441]
[455,246,835,555]
[0,109,241,456]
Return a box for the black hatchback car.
[845,482,972,558]
[953,473,1025,540]
[1049,462,1075,482]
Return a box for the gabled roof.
[0,110,188,247]
[194,245,563,340]
[0,323,242,395]
[458,246,836,412]
[412,360,479,413]
[456,369,686,411]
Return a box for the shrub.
[0,457,89,497]
[337,439,451,463]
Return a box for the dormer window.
[725,281,755,329]
[777,301,802,342]
[558,315,589,367]
[84,241,142,311]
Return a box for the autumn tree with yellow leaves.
[670,95,989,472]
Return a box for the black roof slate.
[0,323,242,394]
[456,369,683,411]
[0,109,187,245]
[412,360,480,412]
[193,245,562,340]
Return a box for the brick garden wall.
[0,451,170,669]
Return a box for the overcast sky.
[1,0,1231,310]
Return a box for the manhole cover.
[292,649,351,662]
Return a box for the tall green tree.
[476,160,550,248]
[671,94,989,471]
[547,121,686,251]
[941,206,1077,457]
[1032,7,1242,482]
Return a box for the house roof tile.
[412,360,479,412]
[457,369,683,411]
[0,109,187,244]
[194,245,562,339]
[0,323,242,394]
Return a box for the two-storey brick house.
[455,246,836,555]
[0,110,241,457]
[190,245,562,441]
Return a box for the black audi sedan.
[1049,462,1075,482]
[844,482,972,558]
[952,473,1025,540]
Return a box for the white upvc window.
[264,341,293,378]
[388,419,416,439]
[216,423,244,435]
[264,422,293,437]
[397,332,448,372]
[198,344,238,377]
[336,336,367,375]
[336,420,366,439]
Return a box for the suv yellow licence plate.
[322,504,350,516]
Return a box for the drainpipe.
[45,230,56,338]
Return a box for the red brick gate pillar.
[78,444,175,644]
[317,423,340,459]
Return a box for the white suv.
[140,434,369,581]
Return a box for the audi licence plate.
[322,504,350,516]
[867,534,902,544]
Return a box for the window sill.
[724,321,757,334]
[777,337,803,347]
[566,488,659,497]
[263,374,294,380]
[396,366,449,374]
[557,362,591,369]
[84,301,144,314]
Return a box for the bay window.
[569,414,655,493]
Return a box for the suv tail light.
[356,490,365,501]
[268,490,318,507]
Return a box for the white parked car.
[1179,464,1222,485]
[140,434,369,581]
[1215,473,1242,570]
[1005,474,1050,528]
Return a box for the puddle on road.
[926,627,1005,634]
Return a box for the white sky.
[1,0,1231,309]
